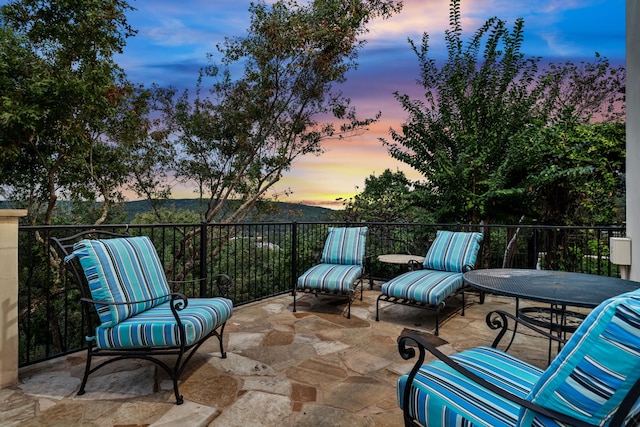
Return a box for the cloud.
[110,0,625,205]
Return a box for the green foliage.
[383,0,626,226]
[143,0,402,226]
[126,199,335,223]
[131,206,202,225]
[340,169,431,223]
[0,0,146,226]
[501,122,625,225]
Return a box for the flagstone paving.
[2,286,558,426]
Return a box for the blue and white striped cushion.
[423,231,483,273]
[320,227,368,266]
[398,346,544,427]
[381,270,464,305]
[94,297,233,349]
[66,236,171,327]
[518,293,640,426]
[297,264,364,293]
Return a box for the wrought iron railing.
[18,221,625,366]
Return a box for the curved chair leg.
[218,323,228,358]
[292,288,297,313]
[77,346,93,396]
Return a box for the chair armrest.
[485,309,567,348]
[397,334,598,427]
[80,292,184,308]
[82,292,190,341]
[168,274,233,299]
[212,274,233,299]
[407,259,422,271]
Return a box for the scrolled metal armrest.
[407,259,423,271]
[80,293,177,307]
[169,292,188,311]
[397,336,418,361]
[397,332,596,427]
[212,274,233,299]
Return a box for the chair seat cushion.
[297,264,364,293]
[398,346,544,427]
[381,270,464,306]
[93,297,233,349]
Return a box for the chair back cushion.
[320,227,368,266]
[423,230,483,273]
[518,292,640,426]
[66,236,171,327]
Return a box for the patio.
[3,287,558,426]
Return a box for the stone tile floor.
[2,286,562,426]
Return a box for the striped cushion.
[398,346,544,427]
[381,270,464,305]
[518,293,640,426]
[94,297,233,349]
[423,231,483,273]
[297,264,364,293]
[66,236,171,327]
[320,227,368,265]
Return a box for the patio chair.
[396,291,640,427]
[293,226,368,318]
[51,230,234,405]
[376,230,483,335]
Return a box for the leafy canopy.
[383,0,625,225]
[0,0,145,225]
[141,0,402,224]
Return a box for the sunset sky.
[115,0,626,209]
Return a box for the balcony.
[1,220,628,425]
[6,287,560,426]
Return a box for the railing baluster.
[16,221,626,366]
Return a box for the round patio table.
[463,268,640,361]
[463,268,639,308]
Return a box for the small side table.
[377,255,425,282]
[377,254,425,266]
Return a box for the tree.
[340,169,428,223]
[140,0,402,225]
[0,0,146,225]
[506,121,625,225]
[383,0,625,225]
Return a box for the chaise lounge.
[52,230,234,405]
[376,230,483,335]
[293,226,368,318]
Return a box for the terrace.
[6,288,561,426]
[0,219,630,425]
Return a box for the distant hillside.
[124,199,338,223]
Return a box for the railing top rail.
[18,222,627,231]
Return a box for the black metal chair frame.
[375,260,477,335]
[397,312,640,427]
[51,230,233,405]
[293,274,365,319]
